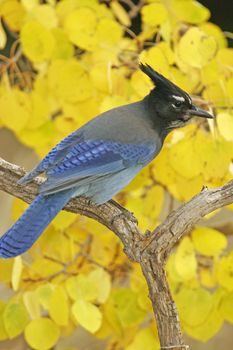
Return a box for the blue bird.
[0,64,213,258]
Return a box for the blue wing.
[18,130,84,185]
[39,140,156,195]
[0,140,156,258]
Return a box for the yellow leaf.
[175,287,213,326]
[39,228,73,263]
[170,66,199,93]
[178,27,217,68]
[194,132,232,181]
[100,95,128,113]
[11,256,23,291]
[201,58,219,85]
[51,28,74,60]
[131,70,153,98]
[166,254,183,285]
[0,301,7,341]
[90,64,127,96]
[52,210,76,230]
[152,146,177,186]
[141,3,168,26]
[226,77,233,100]
[89,62,111,94]
[168,173,204,202]
[96,18,123,47]
[200,22,227,49]
[25,318,60,350]
[26,4,58,29]
[88,268,111,304]
[137,26,157,43]
[27,92,50,130]
[192,227,227,256]
[125,195,151,232]
[124,165,151,192]
[48,59,92,103]
[21,21,55,63]
[19,121,56,149]
[72,300,102,333]
[216,252,233,291]
[143,185,164,219]
[128,265,145,292]
[59,320,75,339]
[54,115,76,136]
[110,1,131,27]
[200,268,216,288]
[174,237,197,280]
[56,0,80,22]
[0,0,25,31]
[0,89,30,132]
[157,42,175,65]
[95,316,112,339]
[168,136,202,179]
[36,284,54,309]
[3,302,29,338]
[64,7,97,51]
[171,0,210,24]
[29,258,62,279]
[66,275,98,302]
[71,94,103,121]
[0,19,7,49]
[219,291,233,324]
[21,0,39,11]
[140,46,170,76]
[203,81,228,108]
[137,287,151,311]
[23,291,41,319]
[217,48,233,67]
[90,233,119,267]
[0,259,13,283]
[104,294,122,335]
[184,289,224,342]
[111,288,146,327]
[49,286,69,326]
[126,328,160,350]
[217,112,233,142]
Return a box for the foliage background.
[0,0,233,349]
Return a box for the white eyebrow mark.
[172,95,185,102]
[187,95,192,105]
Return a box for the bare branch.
[1,156,233,350]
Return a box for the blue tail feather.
[0,189,75,258]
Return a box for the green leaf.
[3,301,29,338]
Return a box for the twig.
[1,157,233,349]
[120,0,146,18]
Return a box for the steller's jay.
[0,64,213,258]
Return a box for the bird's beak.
[187,105,213,119]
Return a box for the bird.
[0,64,213,258]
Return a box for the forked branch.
[1,157,233,350]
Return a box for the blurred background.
[0,0,233,349]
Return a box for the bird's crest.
[139,63,192,104]
[139,63,167,86]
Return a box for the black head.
[140,63,213,129]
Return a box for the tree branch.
[1,156,233,350]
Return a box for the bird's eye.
[174,101,182,108]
